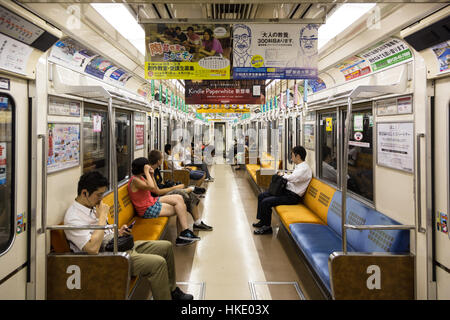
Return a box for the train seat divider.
[47,180,169,300]
[163,159,191,187]
[245,153,282,191]
[272,178,414,299]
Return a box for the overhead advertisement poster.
[185,79,265,105]
[49,38,132,86]
[431,41,450,74]
[336,38,412,81]
[145,24,231,80]
[232,24,319,80]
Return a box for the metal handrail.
[38,134,47,234]
[46,225,116,231]
[107,97,119,254]
[344,224,416,231]
[416,133,426,233]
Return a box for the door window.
[319,112,338,185]
[82,107,109,180]
[343,108,374,201]
[115,110,131,182]
[0,95,14,254]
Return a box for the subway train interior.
[0,0,449,303]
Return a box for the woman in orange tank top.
[129,157,201,246]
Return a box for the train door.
[0,76,29,299]
[214,122,226,161]
[433,75,450,299]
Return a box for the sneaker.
[179,229,201,241]
[194,221,213,231]
[253,226,273,235]
[171,287,194,300]
[175,237,195,246]
[252,221,265,228]
[205,177,215,182]
[193,187,206,194]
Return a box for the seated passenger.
[253,146,312,235]
[148,150,213,231]
[190,141,214,182]
[129,157,200,246]
[63,171,193,300]
[164,143,206,192]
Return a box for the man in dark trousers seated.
[253,146,312,235]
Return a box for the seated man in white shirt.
[64,171,193,300]
[253,146,312,235]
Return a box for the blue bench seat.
[290,223,356,292]
[288,190,410,295]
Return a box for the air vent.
[403,15,450,52]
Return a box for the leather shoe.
[253,226,273,235]
[252,221,264,228]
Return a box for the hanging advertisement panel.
[145,24,231,80]
[185,79,265,105]
[232,23,318,80]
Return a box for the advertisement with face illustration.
[233,23,318,79]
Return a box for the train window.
[287,117,293,165]
[319,112,338,185]
[154,117,159,151]
[147,115,152,154]
[115,110,131,182]
[342,108,374,202]
[267,121,272,155]
[82,108,109,180]
[296,116,301,149]
[0,95,14,254]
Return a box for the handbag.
[268,174,287,196]
[104,233,134,252]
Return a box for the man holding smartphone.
[64,171,193,300]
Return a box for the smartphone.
[127,220,136,230]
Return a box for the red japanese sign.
[185,80,265,105]
[135,124,144,150]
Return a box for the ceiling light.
[91,3,145,55]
